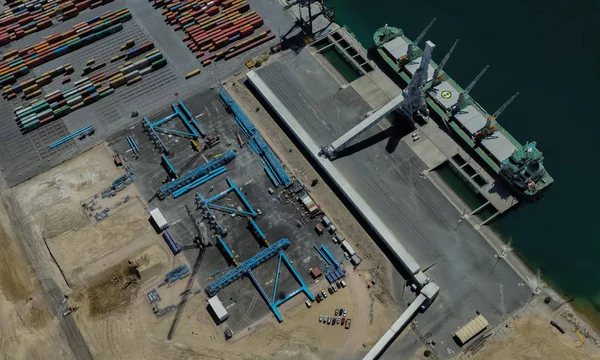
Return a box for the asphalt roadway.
[253,50,531,358]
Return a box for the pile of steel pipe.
[48,125,93,148]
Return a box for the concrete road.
[254,50,531,358]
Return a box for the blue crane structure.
[216,236,238,266]
[157,151,236,199]
[195,176,258,218]
[314,244,332,266]
[126,136,139,154]
[248,251,315,322]
[205,238,290,296]
[219,88,292,187]
[142,101,206,155]
[172,167,226,199]
[161,155,177,179]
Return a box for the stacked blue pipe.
[126,136,139,154]
[162,230,181,255]
[157,150,236,199]
[49,126,93,149]
[219,88,292,187]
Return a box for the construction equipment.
[191,140,199,151]
[431,39,459,87]
[474,92,519,142]
[245,60,254,68]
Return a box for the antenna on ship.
[453,65,489,112]
[431,39,459,88]
[400,18,436,65]
[474,92,519,141]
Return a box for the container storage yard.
[0,1,596,360]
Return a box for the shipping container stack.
[0,8,132,88]
[14,48,167,134]
[0,0,118,46]
[149,0,275,67]
[2,63,73,100]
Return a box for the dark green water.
[327,0,600,324]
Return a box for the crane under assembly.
[473,92,519,142]
[320,40,436,159]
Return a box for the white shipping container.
[341,240,356,256]
[208,295,229,322]
[150,208,168,231]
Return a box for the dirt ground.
[458,295,600,360]
[0,192,75,360]
[0,139,399,359]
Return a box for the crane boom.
[405,18,436,62]
[432,39,459,86]
[475,92,520,141]
[454,65,489,112]
[490,92,519,121]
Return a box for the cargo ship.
[372,25,553,200]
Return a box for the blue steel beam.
[275,252,315,305]
[49,126,93,148]
[153,112,177,127]
[320,244,339,268]
[272,252,283,301]
[207,203,255,217]
[158,151,235,199]
[179,100,206,137]
[249,218,266,242]
[130,136,140,153]
[154,126,197,139]
[161,155,177,178]
[216,236,237,265]
[172,103,198,138]
[143,118,169,155]
[314,245,332,266]
[172,167,226,198]
[226,177,257,216]
[248,270,283,322]
[205,238,291,296]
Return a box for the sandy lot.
[48,198,157,286]
[461,295,600,360]
[0,195,75,360]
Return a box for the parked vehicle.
[334,309,339,316]
[336,281,341,289]
[315,295,321,303]
[343,309,347,317]
[319,315,323,322]
[337,317,341,324]
[341,280,347,288]
[333,285,338,293]
[322,290,328,298]
[327,317,332,325]
[345,319,351,329]
[341,318,345,326]
[305,300,312,308]
[328,287,334,295]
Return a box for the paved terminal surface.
[252,49,531,358]
[110,90,345,334]
[0,1,286,357]
[0,0,280,188]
